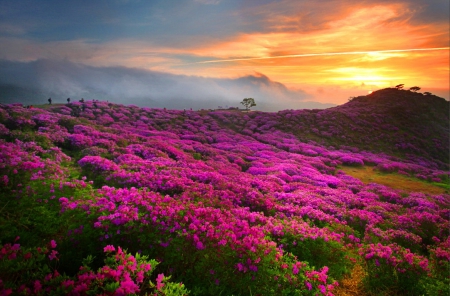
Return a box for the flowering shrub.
[340,156,364,167]
[0,239,187,295]
[0,97,448,295]
[359,243,432,295]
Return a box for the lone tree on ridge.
[395,84,404,90]
[409,86,421,92]
[240,98,256,111]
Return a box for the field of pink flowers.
[0,89,449,295]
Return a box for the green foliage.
[0,241,70,294]
[0,240,186,295]
[150,274,190,296]
[57,116,81,132]
[278,234,353,280]
[420,276,450,296]
[79,167,108,188]
[240,98,256,111]
[360,243,438,296]
[0,180,69,247]
[432,182,450,191]
[420,243,450,296]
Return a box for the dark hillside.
[254,88,449,169]
[330,88,449,167]
[202,88,448,169]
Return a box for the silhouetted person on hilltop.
[67,98,71,104]
[48,98,52,105]
[79,98,85,103]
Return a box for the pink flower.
[118,279,139,294]
[140,263,151,272]
[236,263,244,271]
[249,265,258,272]
[61,279,74,289]
[104,245,115,252]
[33,280,42,293]
[318,284,326,294]
[136,271,145,283]
[419,259,429,270]
[48,250,58,260]
[305,281,312,290]
[195,241,204,250]
[156,273,165,291]
[50,240,57,249]
[0,288,12,295]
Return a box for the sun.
[325,68,395,87]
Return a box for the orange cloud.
[2,2,446,105]
[171,3,449,103]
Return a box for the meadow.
[0,88,449,295]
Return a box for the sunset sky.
[0,0,448,110]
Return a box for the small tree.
[395,84,404,90]
[423,92,432,96]
[409,86,421,92]
[240,98,256,111]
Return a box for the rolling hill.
[0,88,448,295]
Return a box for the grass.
[334,265,367,296]
[33,103,64,109]
[339,166,447,195]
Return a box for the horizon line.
[194,47,450,64]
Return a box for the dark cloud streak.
[0,1,446,49]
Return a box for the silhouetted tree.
[423,92,432,96]
[240,98,256,111]
[395,84,404,90]
[409,86,421,92]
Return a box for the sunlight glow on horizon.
[193,47,450,64]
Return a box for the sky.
[0,0,448,111]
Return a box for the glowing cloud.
[195,47,450,64]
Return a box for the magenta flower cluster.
[0,97,448,295]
